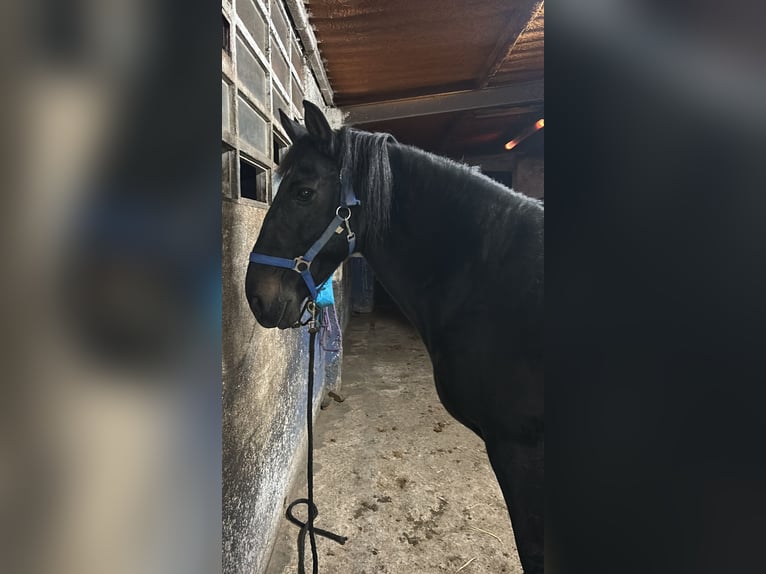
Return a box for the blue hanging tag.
[315,280,335,308]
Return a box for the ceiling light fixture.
[505,118,544,150]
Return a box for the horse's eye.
[296,188,314,201]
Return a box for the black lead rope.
[285,313,347,574]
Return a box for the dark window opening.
[222,16,231,54]
[239,158,268,203]
[273,134,288,165]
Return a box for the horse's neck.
[360,146,501,344]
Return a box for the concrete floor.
[266,307,521,574]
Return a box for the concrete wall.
[222,203,348,574]
[513,156,545,199]
[221,1,349,573]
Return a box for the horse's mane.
[337,127,396,244]
[278,125,541,248]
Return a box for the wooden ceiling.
[303,0,544,162]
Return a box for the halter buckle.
[307,301,319,333]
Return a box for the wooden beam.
[342,80,544,125]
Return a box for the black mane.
[279,125,541,246]
[337,127,396,243]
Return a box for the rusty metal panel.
[489,2,544,85]
[307,0,539,105]
[297,0,544,161]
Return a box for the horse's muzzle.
[245,264,303,329]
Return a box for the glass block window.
[272,88,290,122]
[271,41,290,94]
[236,0,267,51]
[291,78,303,114]
[236,38,267,105]
[238,96,268,153]
[270,0,291,49]
[291,37,304,80]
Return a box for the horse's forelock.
[276,136,313,178]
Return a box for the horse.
[245,101,544,573]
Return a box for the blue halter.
[249,171,359,301]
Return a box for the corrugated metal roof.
[489,2,544,86]
[301,0,544,158]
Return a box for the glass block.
[238,96,268,153]
[236,37,267,105]
[270,0,290,49]
[271,40,290,94]
[291,37,305,81]
[236,0,267,51]
[272,87,290,121]
[291,78,303,114]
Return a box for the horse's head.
[245,101,352,329]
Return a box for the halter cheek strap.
[249,173,359,301]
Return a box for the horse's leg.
[485,433,544,574]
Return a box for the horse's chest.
[426,346,486,431]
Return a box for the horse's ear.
[279,108,308,143]
[303,100,336,152]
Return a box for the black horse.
[246,101,543,573]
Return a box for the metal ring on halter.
[295,299,318,328]
[293,256,311,273]
[336,206,351,220]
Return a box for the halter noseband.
[249,170,359,301]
